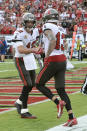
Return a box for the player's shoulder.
[13,28,25,40]
[14,28,25,37]
[58,26,63,31]
[33,27,39,33]
[58,26,66,34]
[43,23,54,29]
[43,23,57,31]
[16,27,24,33]
[33,27,39,31]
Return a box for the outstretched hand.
[33,46,43,54]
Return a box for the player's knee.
[24,85,32,93]
[56,88,65,95]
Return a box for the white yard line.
[46,115,87,131]
[0,62,14,64]
[70,61,87,64]
[0,94,87,131]
[0,91,80,114]
[0,70,16,72]
[0,91,87,131]
[0,99,50,114]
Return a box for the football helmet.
[22,12,36,29]
[43,8,59,23]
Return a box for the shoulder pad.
[43,24,51,32]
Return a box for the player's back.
[43,23,65,56]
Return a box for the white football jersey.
[58,25,66,45]
[32,28,39,41]
[13,27,39,57]
[42,23,65,56]
[13,27,39,70]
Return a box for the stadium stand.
[0,0,87,59]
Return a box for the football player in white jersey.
[36,8,77,126]
[13,12,41,119]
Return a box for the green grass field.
[0,94,87,131]
[0,58,87,131]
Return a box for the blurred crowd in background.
[0,0,87,35]
[0,0,87,62]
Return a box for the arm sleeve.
[42,24,51,32]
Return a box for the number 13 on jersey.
[55,32,64,51]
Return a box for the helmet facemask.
[22,13,36,32]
